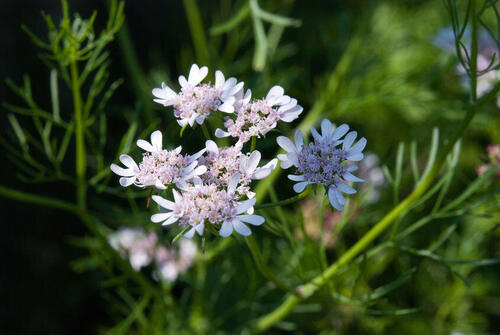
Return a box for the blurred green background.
[1,0,499,334]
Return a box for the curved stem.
[255,6,481,328]
[255,188,312,210]
[201,123,211,141]
[250,136,257,152]
[245,235,298,295]
[70,60,86,209]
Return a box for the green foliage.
[1,0,500,334]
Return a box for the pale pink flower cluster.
[152,173,265,238]
[215,86,303,144]
[197,140,277,198]
[152,64,243,127]
[278,119,366,211]
[110,130,206,189]
[108,228,197,282]
[476,144,500,177]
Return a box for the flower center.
[223,99,279,143]
[178,184,238,226]
[174,84,222,120]
[137,149,189,186]
[296,141,348,187]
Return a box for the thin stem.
[317,192,328,270]
[254,188,312,210]
[70,60,87,209]
[0,184,79,212]
[255,15,482,328]
[183,0,210,65]
[250,136,257,152]
[245,235,298,295]
[201,123,211,140]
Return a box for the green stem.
[255,9,481,328]
[245,235,297,295]
[70,60,87,209]
[254,188,312,210]
[183,0,210,65]
[201,123,211,140]
[0,184,79,212]
[250,136,257,152]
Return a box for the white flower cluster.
[111,129,276,238]
[152,64,303,143]
[112,64,368,241]
[277,119,366,211]
[108,228,196,282]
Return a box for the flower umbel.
[110,130,206,189]
[151,173,265,238]
[152,64,243,127]
[215,86,303,144]
[277,119,366,211]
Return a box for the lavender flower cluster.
[111,64,368,240]
[108,228,196,282]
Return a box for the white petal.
[219,221,233,237]
[178,75,188,88]
[346,165,358,172]
[164,215,180,225]
[350,137,367,153]
[151,213,172,223]
[333,124,349,140]
[119,176,136,187]
[334,188,346,205]
[233,220,251,236]
[328,188,343,211]
[184,227,196,239]
[194,165,207,176]
[311,126,321,142]
[110,164,133,177]
[218,101,234,113]
[215,128,230,138]
[237,214,264,226]
[245,151,261,174]
[152,83,176,100]
[280,159,293,169]
[228,173,240,194]
[321,119,333,137]
[294,130,303,151]
[172,189,182,203]
[293,181,309,193]
[189,64,208,86]
[266,85,284,101]
[155,179,166,190]
[344,172,364,182]
[215,70,224,90]
[137,139,155,152]
[152,195,176,210]
[150,130,163,151]
[288,174,305,181]
[236,198,257,214]
[343,131,358,150]
[337,182,357,194]
[347,153,364,161]
[252,168,271,179]
[201,141,216,156]
[195,223,205,235]
[276,136,296,153]
[262,158,278,170]
[120,154,138,169]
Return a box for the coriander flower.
[151,173,265,238]
[108,228,158,271]
[277,119,366,211]
[155,239,197,282]
[197,140,277,198]
[215,86,303,144]
[152,64,244,127]
[110,130,206,189]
